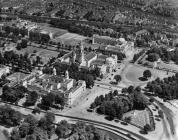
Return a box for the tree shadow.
[105,116,114,121]
[139,130,148,134]
[138,77,148,81]
[110,81,117,85]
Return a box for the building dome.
[106,57,115,65]
[118,38,126,43]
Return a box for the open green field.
[123,64,174,86]
[15,45,60,64]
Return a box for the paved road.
[154,99,175,136]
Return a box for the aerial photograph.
[0,0,178,140]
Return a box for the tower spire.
[80,41,85,64]
[65,70,69,79]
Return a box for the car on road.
[114,119,119,123]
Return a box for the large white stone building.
[0,65,10,78]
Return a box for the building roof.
[39,26,68,38]
[106,46,121,53]
[91,59,105,66]
[93,35,118,46]
[60,51,73,60]
[136,29,148,36]
[6,72,29,82]
[85,52,97,61]
[97,54,107,60]
[50,75,64,83]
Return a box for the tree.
[114,75,121,83]
[147,53,159,62]
[149,97,154,103]
[85,74,94,88]
[21,39,28,48]
[143,124,152,132]
[24,115,38,134]
[122,88,128,94]
[55,120,70,139]
[19,122,30,138]
[33,127,48,140]
[24,91,38,106]
[143,70,152,79]
[26,134,36,140]
[45,112,55,125]
[11,128,20,140]
[41,93,55,107]
[0,105,22,127]
[127,86,134,94]
[32,107,41,114]
[124,117,131,123]
[55,95,65,107]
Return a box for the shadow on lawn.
[138,77,148,81]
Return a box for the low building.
[39,26,68,39]
[92,34,118,46]
[135,29,149,37]
[0,65,10,78]
[6,72,30,87]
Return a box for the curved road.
[154,99,175,136]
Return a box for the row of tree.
[1,105,105,140]
[133,50,145,63]
[145,73,178,100]
[55,120,106,140]
[23,91,38,107]
[146,47,178,64]
[0,51,32,72]
[1,85,27,103]
[0,105,22,127]
[38,93,65,110]
[2,25,51,44]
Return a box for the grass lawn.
[123,109,150,128]
[125,65,145,83]
[15,46,59,64]
[123,64,174,85]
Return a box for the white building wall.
[87,56,97,67]
[63,79,74,90]
[68,81,86,105]
[0,66,10,78]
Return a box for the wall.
[68,81,86,105]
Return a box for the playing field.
[123,109,150,128]
[16,46,60,64]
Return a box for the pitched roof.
[50,75,64,83]
[85,52,96,61]
[6,72,29,82]
[136,29,148,36]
